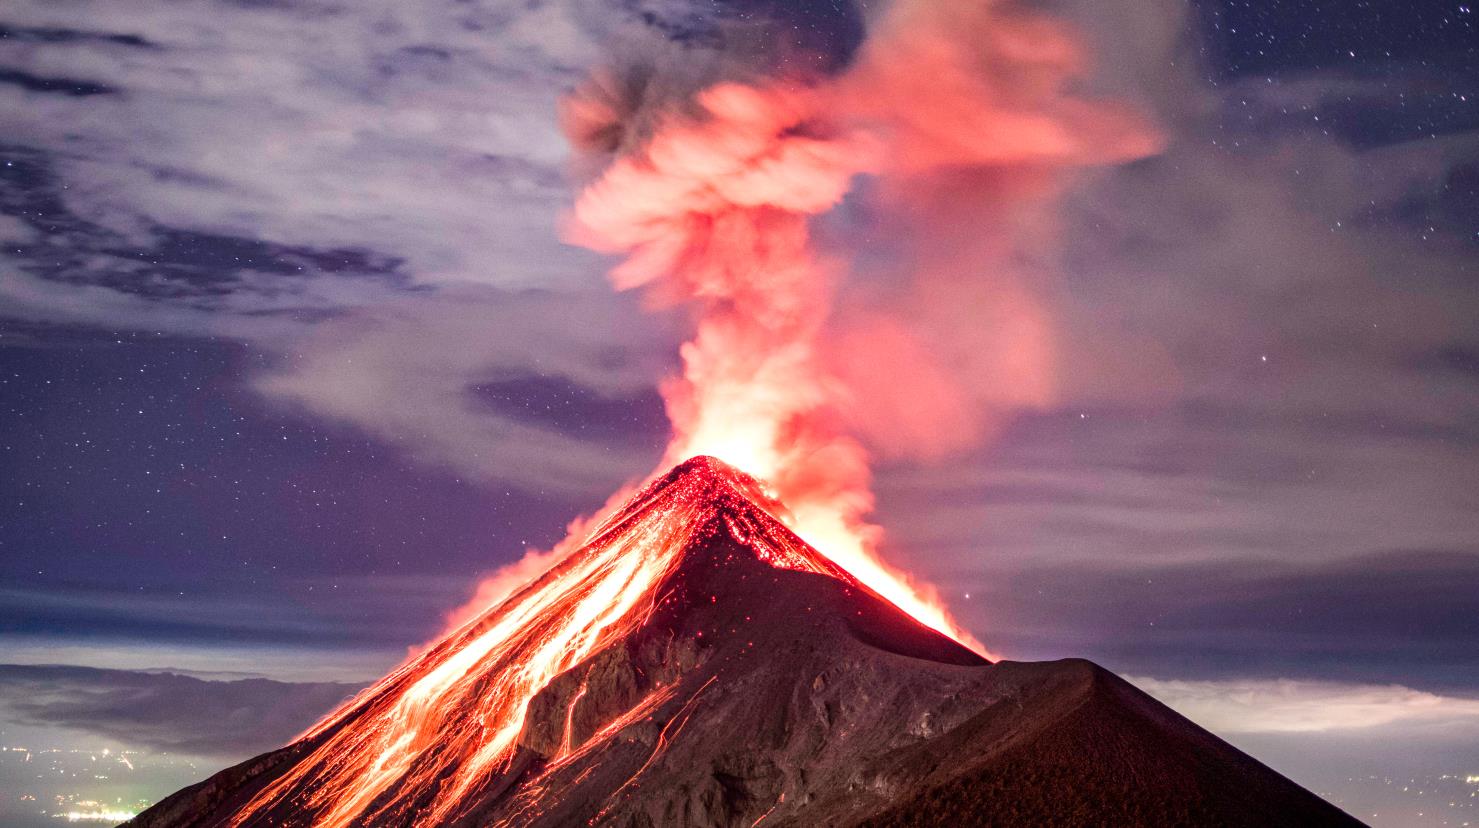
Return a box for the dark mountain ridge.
[129,456,1363,827]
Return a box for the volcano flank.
[128,457,1362,828]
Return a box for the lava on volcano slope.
[208,457,962,827]
[128,456,1361,828]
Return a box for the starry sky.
[1,1,1477,825]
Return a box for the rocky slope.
[129,457,1363,827]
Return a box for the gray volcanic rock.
[129,457,1363,827]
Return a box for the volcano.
[128,457,1361,827]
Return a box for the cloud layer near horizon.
[0,664,362,757]
[3,660,1474,762]
[1134,674,1479,734]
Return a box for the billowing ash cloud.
[540,0,1157,646]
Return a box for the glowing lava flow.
[229,458,858,827]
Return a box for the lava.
[229,458,860,827]
[132,452,1363,828]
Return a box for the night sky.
[2,1,1477,826]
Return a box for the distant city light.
[64,809,138,823]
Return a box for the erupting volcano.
[128,4,1365,825]
[130,456,1358,828]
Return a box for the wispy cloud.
[252,287,675,494]
[0,0,696,493]
[1133,675,1479,734]
[0,664,362,756]
[1,0,601,296]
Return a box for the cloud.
[1133,675,1479,734]
[877,401,1479,580]
[904,548,1479,692]
[1,572,483,660]
[0,664,363,757]
[0,639,396,684]
[252,287,675,494]
[1,581,394,648]
[0,0,600,293]
[1020,3,1479,440]
[0,1,708,493]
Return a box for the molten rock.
[128,457,1361,827]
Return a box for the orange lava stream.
[228,461,846,827]
[491,683,679,828]
[590,674,719,824]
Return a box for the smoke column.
[550,0,1157,647]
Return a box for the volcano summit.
[128,457,1360,827]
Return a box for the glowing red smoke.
[560,0,1156,649]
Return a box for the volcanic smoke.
[559,0,1156,648]
[220,4,1155,826]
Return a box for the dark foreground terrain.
[130,457,1363,827]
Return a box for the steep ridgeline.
[129,457,1363,828]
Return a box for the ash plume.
[551,0,1158,646]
